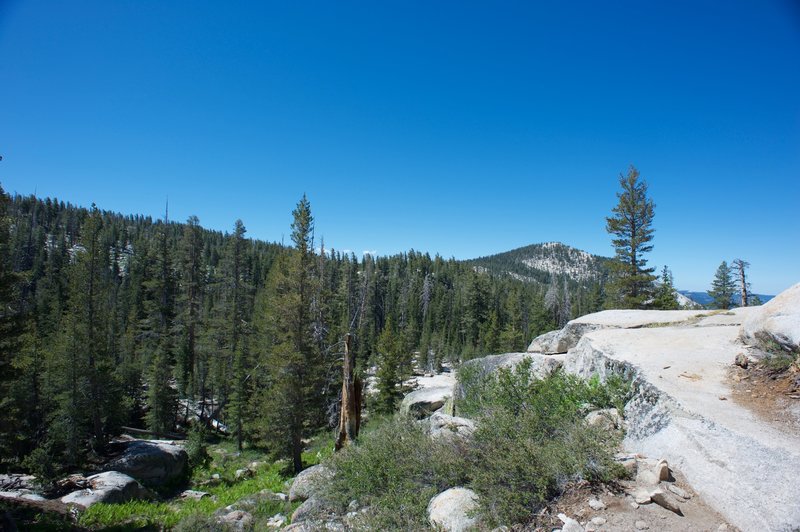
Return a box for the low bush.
[322,415,469,530]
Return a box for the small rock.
[212,473,221,480]
[635,521,649,530]
[591,517,607,525]
[630,502,640,509]
[180,489,210,500]
[585,408,623,431]
[666,484,691,499]
[235,468,253,480]
[557,513,585,532]
[636,469,659,486]
[266,514,287,528]
[718,524,729,531]
[734,353,749,369]
[633,489,652,505]
[588,498,606,511]
[429,487,480,531]
[650,488,683,515]
[219,510,254,531]
[653,460,671,482]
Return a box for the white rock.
[636,469,659,486]
[635,520,649,530]
[218,510,254,531]
[563,317,800,531]
[649,488,682,515]
[653,460,670,481]
[180,489,209,500]
[289,465,333,502]
[428,487,479,532]
[267,513,287,528]
[591,517,607,525]
[740,282,800,353]
[588,497,606,511]
[400,386,453,419]
[428,412,476,440]
[633,489,652,505]
[585,409,622,431]
[667,484,690,499]
[557,513,584,532]
[60,471,151,508]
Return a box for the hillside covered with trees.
[0,187,578,477]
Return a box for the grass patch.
[79,447,291,530]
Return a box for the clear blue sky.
[1,1,798,294]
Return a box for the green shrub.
[459,359,628,526]
[185,425,211,470]
[322,416,469,530]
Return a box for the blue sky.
[1,1,798,294]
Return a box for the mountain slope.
[467,242,609,284]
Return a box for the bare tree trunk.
[733,259,750,307]
[335,334,361,450]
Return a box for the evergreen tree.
[605,165,657,308]
[708,261,736,310]
[0,184,26,467]
[653,266,679,310]
[253,196,321,472]
[374,317,404,413]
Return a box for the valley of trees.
[0,171,755,480]
[0,186,576,476]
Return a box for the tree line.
[0,187,575,476]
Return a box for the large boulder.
[104,440,188,486]
[60,471,151,508]
[400,386,453,419]
[427,487,479,531]
[740,282,800,353]
[289,465,333,503]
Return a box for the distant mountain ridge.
[466,242,609,284]
[678,290,775,306]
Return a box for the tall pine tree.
[605,165,657,308]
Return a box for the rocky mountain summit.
[467,242,608,284]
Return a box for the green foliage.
[322,416,469,530]
[185,425,211,470]
[461,360,628,525]
[653,266,680,310]
[605,166,657,309]
[709,260,736,309]
[80,456,290,529]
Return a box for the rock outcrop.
[60,471,151,508]
[527,309,726,354]
[559,302,800,531]
[104,440,188,486]
[740,282,800,353]
[427,487,479,532]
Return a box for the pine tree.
[374,317,403,413]
[0,183,26,465]
[653,266,680,310]
[605,165,657,309]
[709,261,736,310]
[253,196,321,472]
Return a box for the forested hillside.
[0,189,600,477]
